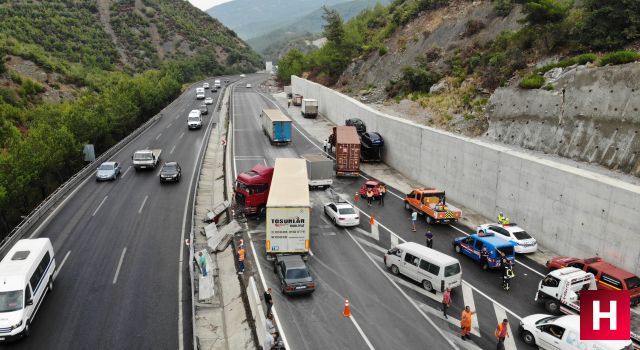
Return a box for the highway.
[6,78,230,349]
[232,74,558,350]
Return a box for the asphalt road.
[4,77,234,349]
[232,74,567,350]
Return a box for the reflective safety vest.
[496,323,508,337]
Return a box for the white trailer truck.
[265,158,310,261]
[302,153,333,189]
[132,149,161,170]
[301,99,318,118]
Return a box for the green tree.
[277,49,306,84]
[322,6,345,47]
[581,0,640,50]
[524,0,573,25]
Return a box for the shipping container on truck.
[302,153,333,189]
[266,158,311,261]
[301,99,318,118]
[261,109,292,144]
[332,126,360,177]
[292,94,303,106]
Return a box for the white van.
[187,109,202,129]
[214,79,221,88]
[384,242,462,292]
[519,314,633,350]
[0,238,56,341]
[196,87,205,100]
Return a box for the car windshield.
[98,164,114,170]
[497,246,514,256]
[444,263,461,277]
[134,153,152,160]
[535,315,560,325]
[188,116,200,122]
[513,230,532,240]
[0,290,24,312]
[338,207,356,215]
[163,164,177,171]
[286,268,310,279]
[625,276,640,290]
[368,133,380,141]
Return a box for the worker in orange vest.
[460,306,476,340]
[238,245,246,274]
[495,319,510,349]
[366,188,374,206]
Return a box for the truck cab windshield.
[0,290,24,312]
[134,153,152,160]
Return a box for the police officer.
[497,212,510,225]
[480,247,490,270]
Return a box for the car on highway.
[203,82,210,89]
[477,223,538,254]
[159,162,181,183]
[225,79,229,83]
[361,131,384,147]
[323,201,359,226]
[345,118,366,134]
[274,255,315,295]
[546,256,640,304]
[204,97,214,105]
[188,109,202,129]
[453,231,516,270]
[246,83,252,88]
[95,161,121,181]
[240,74,246,77]
[199,103,208,115]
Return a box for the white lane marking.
[156,133,162,140]
[462,281,522,320]
[462,282,480,336]
[309,249,314,257]
[247,232,291,350]
[345,228,460,349]
[371,222,380,241]
[349,314,376,350]
[92,196,109,217]
[235,155,267,159]
[448,224,545,277]
[353,236,387,254]
[175,114,181,120]
[493,304,517,350]
[178,90,222,350]
[112,247,127,284]
[156,167,163,177]
[166,122,173,129]
[170,144,177,154]
[138,195,148,214]
[121,166,132,178]
[53,250,71,279]
[29,176,91,238]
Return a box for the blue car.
[452,232,516,270]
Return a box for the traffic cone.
[369,213,375,225]
[343,299,351,317]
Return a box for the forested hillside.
[0,0,261,237]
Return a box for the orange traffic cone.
[369,213,375,225]
[343,299,351,317]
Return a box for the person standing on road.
[265,313,276,334]
[495,319,510,349]
[411,210,418,232]
[442,287,452,319]
[379,184,386,206]
[460,306,476,340]
[366,188,374,206]
[425,231,433,248]
[287,99,291,108]
[323,138,329,153]
[265,331,275,350]
[198,251,207,277]
[480,247,489,269]
[238,246,246,274]
[264,287,274,316]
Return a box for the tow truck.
[404,188,462,224]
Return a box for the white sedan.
[246,83,252,88]
[324,202,359,227]
[204,97,214,105]
[203,82,210,89]
[477,223,538,253]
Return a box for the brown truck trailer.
[329,126,360,177]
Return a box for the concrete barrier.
[292,76,640,275]
[247,277,266,348]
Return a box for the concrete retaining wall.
[292,76,640,275]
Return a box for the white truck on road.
[266,158,310,262]
[132,149,161,170]
[302,153,332,189]
[301,99,318,118]
[214,79,221,88]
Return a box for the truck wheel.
[521,330,535,345]
[545,299,560,314]
[390,265,399,275]
[454,245,461,254]
[422,280,433,291]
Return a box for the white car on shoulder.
[323,201,359,227]
[246,83,252,88]
[477,223,538,253]
[204,97,214,105]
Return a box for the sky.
[188,0,233,11]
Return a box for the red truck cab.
[234,164,274,214]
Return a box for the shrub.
[519,74,545,89]
[524,0,573,25]
[598,51,640,66]
[574,53,597,65]
[463,20,485,38]
[378,46,388,56]
[494,0,513,17]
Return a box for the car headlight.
[10,320,23,330]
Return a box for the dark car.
[345,118,366,134]
[361,131,384,147]
[159,162,181,183]
[199,104,208,115]
[274,255,315,295]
